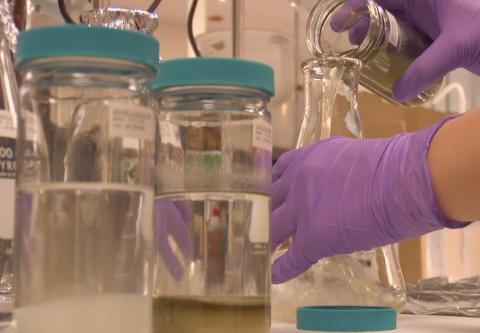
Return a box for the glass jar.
[14,25,159,333]
[307,0,442,106]
[272,56,406,324]
[152,58,274,333]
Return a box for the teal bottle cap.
[297,306,397,332]
[16,25,159,70]
[151,57,275,97]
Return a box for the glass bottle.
[0,0,19,320]
[272,56,406,324]
[152,58,274,333]
[307,0,442,106]
[14,25,158,333]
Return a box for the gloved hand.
[154,199,193,280]
[271,116,466,284]
[330,0,480,102]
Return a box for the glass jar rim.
[154,85,271,100]
[307,0,386,61]
[17,56,156,78]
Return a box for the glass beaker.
[272,56,406,323]
[152,58,273,333]
[307,0,442,106]
[14,26,158,333]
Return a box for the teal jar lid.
[297,306,397,332]
[151,57,275,97]
[16,25,159,69]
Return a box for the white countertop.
[273,315,480,332]
[0,314,478,332]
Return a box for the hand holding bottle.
[331,0,480,101]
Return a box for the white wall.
[425,225,480,281]
[153,22,188,60]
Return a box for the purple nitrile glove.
[154,199,193,280]
[271,116,468,284]
[331,0,480,102]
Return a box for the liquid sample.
[15,294,151,333]
[153,295,270,333]
[15,182,153,333]
[154,192,270,294]
[359,46,441,105]
[153,192,270,332]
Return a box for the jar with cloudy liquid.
[14,26,158,333]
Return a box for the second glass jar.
[152,58,274,333]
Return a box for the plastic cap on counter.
[16,25,159,70]
[297,306,397,332]
[151,57,275,97]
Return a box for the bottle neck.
[300,57,362,146]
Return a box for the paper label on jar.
[0,111,16,239]
[0,111,16,139]
[24,111,42,143]
[248,199,269,244]
[109,105,154,141]
[386,11,400,48]
[0,178,14,238]
[159,121,182,148]
[252,119,272,153]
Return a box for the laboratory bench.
[272,315,480,333]
[0,315,478,332]
[0,315,477,332]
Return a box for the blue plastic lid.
[16,25,159,69]
[151,57,275,97]
[297,306,397,332]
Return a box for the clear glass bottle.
[272,56,406,323]
[307,0,442,106]
[152,58,274,333]
[14,25,158,333]
[0,2,19,320]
